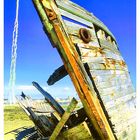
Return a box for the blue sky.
[4,0,136,99]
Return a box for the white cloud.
[63,87,70,91]
[4,84,77,99]
[16,85,35,90]
[4,85,49,91]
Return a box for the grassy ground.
[4,104,34,140]
[4,102,82,140]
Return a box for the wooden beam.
[47,65,68,85]
[32,81,65,116]
[49,98,78,140]
[58,121,93,140]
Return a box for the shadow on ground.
[5,127,35,140]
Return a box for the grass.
[4,104,34,140]
[4,101,82,140]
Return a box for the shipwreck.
[17,0,136,139]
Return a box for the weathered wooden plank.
[99,38,118,50]
[94,75,131,86]
[68,107,87,126]
[103,51,124,61]
[109,110,136,124]
[56,0,116,40]
[70,35,100,48]
[56,0,93,17]
[93,74,130,86]
[77,42,100,50]
[32,81,65,117]
[99,87,134,103]
[87,62,127,71]
[107,36,112,43]
[105,93,136,109]
[78,47,124,62]
[32,0,60,49]
[114,116,136,133]
[115,123,136,139]
[107,102,136,121]
[99,83,134,96]
[77,42,120,55]
[101,94,134,108]
[63,19,96,39]
[79,48,106,58]
[90,69,127,76]
[102,46,120,56]
[101,43,119,55]
[97,30,106,40]
[17,95,57,136]
[108,97,136,115]
[51,112,59,124]
[20,92,35,108]
[98,86,134,103]
[58,121,94,140]
[47,65,68,85]
[59,8,93,27]
[49,98,78,140]
[28,100,54,115]
[94,77,132,89]
[16,97,31,116]
[82,57,105,64]
[81,53,124,65]
[102,47,121,56]
[26,107,52,137]
[91,72,130,83]
[53,111,61,121]
[39,115,55,130]
[109,111,136,127]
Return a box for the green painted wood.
[56,0,116,40]
[32,0,59,47]
[49,98,78,140]
[58,121,94,140]
[60,9,93,27]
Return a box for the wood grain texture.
[32,0,136,139]
[58,121,94,140]
[49,98,78,140]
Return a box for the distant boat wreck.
[17,0,136,139]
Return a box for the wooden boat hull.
[18,0,136,139]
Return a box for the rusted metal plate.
[32,0,136,139]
